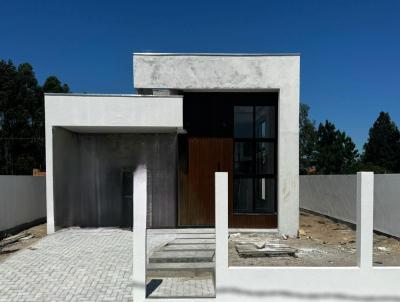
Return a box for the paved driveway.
[0,228,133,302]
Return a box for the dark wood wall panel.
[179,138,233,226]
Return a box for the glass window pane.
[234,178,253,213]
[234,142,253,175]
[234,106,253,138]
[256,142,274,174]
[255,178,275,213]
[255,106,275,138]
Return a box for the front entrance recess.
[179,93,278,228]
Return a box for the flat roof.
[44,93,181,98]
[133,52,300,57]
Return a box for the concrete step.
[168,238,215,245]
[149,250,215,263]
[147,262,215,278]
[147,228,215,235]
[162,244,215,252]
[176,234,215,239]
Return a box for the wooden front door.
[179,137,233,226]
[178,136,277,228]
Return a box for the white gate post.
[357,171,374,269]
[215,172,229,295]
[133,165,147,301]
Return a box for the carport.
[52,128,177,229]
[45,94,183,233]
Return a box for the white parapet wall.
[0,175,46,233]
[300,174,400,238]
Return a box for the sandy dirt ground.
[2,213,400,268]
[229,210,400,267]
[0,224,47,263]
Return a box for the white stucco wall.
[134,53,300,236]
[45,94,183,130]
[45,94,183,233]
[300,174,400,238]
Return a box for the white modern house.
[45,53,300,236]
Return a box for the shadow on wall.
[133,281,400,301]
[215,287,400,301]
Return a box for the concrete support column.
[357,171,374,269]
[45,126,55,234]
[133,165,147,301]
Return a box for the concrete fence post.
[215,172,229,294]
[133,165,147,301]
[356,171,374,269]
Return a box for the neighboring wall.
[300,174,400,238]
[0,176,46,233]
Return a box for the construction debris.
[298,228,306,236]
[0,233,33,249]
[236,242,298,258]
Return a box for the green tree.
[43,76,69,93]
[0,60,69,174]
[299,103,317,174]
[362,112,400,173]
[315,120,359,174]
[0,61,42,174]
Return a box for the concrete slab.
[149,250,215,263]
[168,238,215,245]
[162,244,215,251]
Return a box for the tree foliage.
[299,103,317,174]
[314,120,359,174]
[298,103,400,175]
[0,59,69,174]
[43,76,69,93]
[362,112,400,173]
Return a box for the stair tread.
[147,262,215,270]
[149,250,214,263]
[176,234,215,239]
[169,238,215,245]
[162,244,215,251]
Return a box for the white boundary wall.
[300,174,400,238]
[134,172,400,301]
[0,176,46,232]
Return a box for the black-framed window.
[233,105,277,214]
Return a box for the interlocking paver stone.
[0,228,214,301]
[0,228,133,302]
